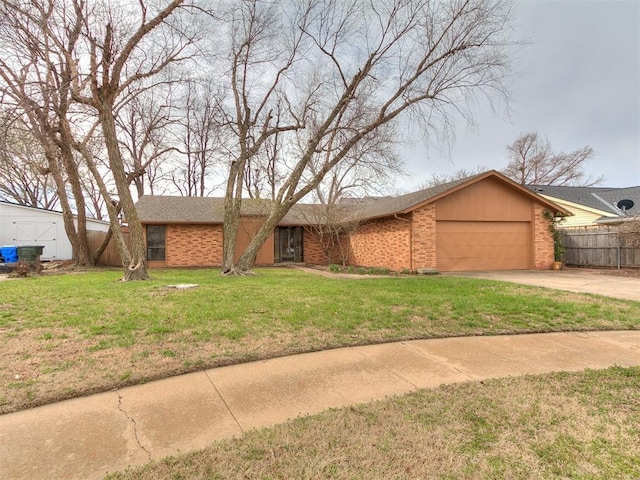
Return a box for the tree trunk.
[75,142,132,268]
[59,141,92,266]
[221,164,245,273]
[222,207,240,273]
[91,226,113,266]
[99,105,149,281]
[41,142,89,265]
[235,203,288,273]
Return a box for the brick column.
[533,204,554,269]
[411,204,437,270]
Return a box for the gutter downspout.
[394,213,412,271]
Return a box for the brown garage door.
[436,221,531,271]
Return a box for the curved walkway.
[1,330,639,479]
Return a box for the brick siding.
[166,224,223,267]
[348,217,411,271]
[304,229,337,265]
[533,204,554,269]
[411,204,437,270]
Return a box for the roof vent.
[617,199,635,211]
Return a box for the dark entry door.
[276,227,303,262]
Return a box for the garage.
[436,220,532,271]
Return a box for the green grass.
[107,366,640,480]
[1,267,639,414]
[3,268,636,337]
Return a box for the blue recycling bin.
[1,245,18,263]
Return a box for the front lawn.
[1,267,639,413]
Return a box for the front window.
[147,225,166,261]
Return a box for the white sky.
[401,0,640,190]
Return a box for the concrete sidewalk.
[1,331,639,480]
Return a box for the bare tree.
[302,201,361,266]
[244,116,284,200]
[417,166,488,189]
[171,80,223,197]
[503,132,604,186]
[0,113,60,209]
[0,0,95,265]
[78,168,106,220]
[116,90,177,199]
[619,218,640,248]
[216,0,515,274]
[70,0,199,280]
[1,0,201,278]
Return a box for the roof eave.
[391,170,572,217]
[140,220,223,225]
[539,195,618,218]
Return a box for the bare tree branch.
[503,132,604,186]
[214,0,516,273]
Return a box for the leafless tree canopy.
[0,0,518,277]
[0,113,59,209]
[0,0,99,265]
[171,80,224,197]
[503,132,604,186]
[216,0,516,273]
[418,166,489,189]
[0,0,202,278]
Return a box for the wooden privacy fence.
[87,229,129,266]
[562,227,640,268]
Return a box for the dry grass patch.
[108,367,640,480]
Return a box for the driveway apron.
[447,270,640,302]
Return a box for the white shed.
[0,201,110,261]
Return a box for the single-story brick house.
[135,170,568,272]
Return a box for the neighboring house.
[136,170,568,272]
[527,185,640,228]
[0,201,110,261]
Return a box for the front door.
[276,227,303,262]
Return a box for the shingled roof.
[526,185,640,217]
[135,196,325,225]
[347,175,476,221]
[136,170,568,225]
[347,170,569,221]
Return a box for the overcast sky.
[403,0,640,190]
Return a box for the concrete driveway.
[448,269,640,302]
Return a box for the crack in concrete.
[204,371,244,435]
[588,334,640,352]
[116,390,151,461]
[400,341,474,379]
[351,346,420,389]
